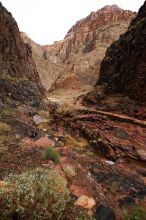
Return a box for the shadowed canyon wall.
[0,2,45,107]
[99,2,146,102]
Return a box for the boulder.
[74,195,96,209]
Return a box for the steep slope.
[1,3,146,220]
[99,2,146,103]
[21,5,136,92]
[82,1,146,164]
[47,5,136,92]
[0,3,45,107]
[21,32,64,91]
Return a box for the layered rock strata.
[21,5,136,92]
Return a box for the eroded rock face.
[47,5,135,92]
[21,32,64,91]
[0,3,45,106]
[99,2,146,103]
[21,5,136,92]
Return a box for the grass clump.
[41,147,60,163]
[64,135,88,149]
[124,207,146,220]
[0,122,11,135]
[0,168,69,219]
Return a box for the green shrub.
[0,168,69,219]
[41,147,60,163]
[0,122,11,135]
[124,207,146,220]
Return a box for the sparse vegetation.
[134,17,146,29]
[0,122,11,153]
[0,106,17,116]
[124,207,146,220]
[0,138,8,154]
[75,211,95,220]
[111,181,119,193]
[64,135,88,149]
[63,165,76,178]
[0,122,11,135]
[41,147,60,163]
[56,103,69,114]
[5,97,17,107]
[0,74,17,81]
[38,110,50,120]
[0,74,27,83]
[18,141,29,149]
[0,168,69,219]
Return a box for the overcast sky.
[1,0,145,45]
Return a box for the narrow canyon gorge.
[0,1,146,220]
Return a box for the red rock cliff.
[22,5,136,92]
[48,5,136,91]
[65,5,135,51]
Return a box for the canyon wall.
[99,2,146,102]
[0,2,45,107]
[21,5,136,92]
